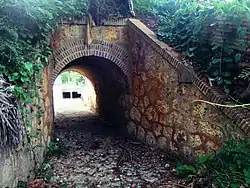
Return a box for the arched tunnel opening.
[41,47,181,188]
[52,56,130,136]
[48,54,175,187]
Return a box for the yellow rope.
[193,100,250,108]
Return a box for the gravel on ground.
[29,112,186,188]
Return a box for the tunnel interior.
[54,56,130,134]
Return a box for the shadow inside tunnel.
[53,112,127,138]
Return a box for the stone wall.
[0,144,34,187]
[82,78,96,112]
[0,63,53,187]
[126,19,249,159]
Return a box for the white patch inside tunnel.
[53,71,96,116]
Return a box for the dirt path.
[30,112,185,188]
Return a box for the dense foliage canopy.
[136,0,250,99]
[0,0,88,146]
[0,0,87,103]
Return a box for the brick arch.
[50,39,130,85]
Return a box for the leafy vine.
[155,0,250,97]
[0,0,88,147]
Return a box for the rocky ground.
[30,112,186,188]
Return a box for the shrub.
[134,0,166,15]
[176,138,250,187]
[135,0,250,96]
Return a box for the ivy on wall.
[0,0,88,146]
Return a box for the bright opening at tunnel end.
[53,71,96,116]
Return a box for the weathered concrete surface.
[50,25,129,50]
[0,145,34,187]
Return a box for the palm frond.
[0,76,23,147]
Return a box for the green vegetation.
[176,138,250,188]
[0,0,88,146]
[45,138,66,158]
[35,160,55,181]
[135,0,250,98]
[0,0,87,104]
[134,0,166,14]
[89,0,128,25]
[16,138,67,187]
[31,139,72,186]
[60,71,85,86]
[0,0,124,124]
[16,181,28,188]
